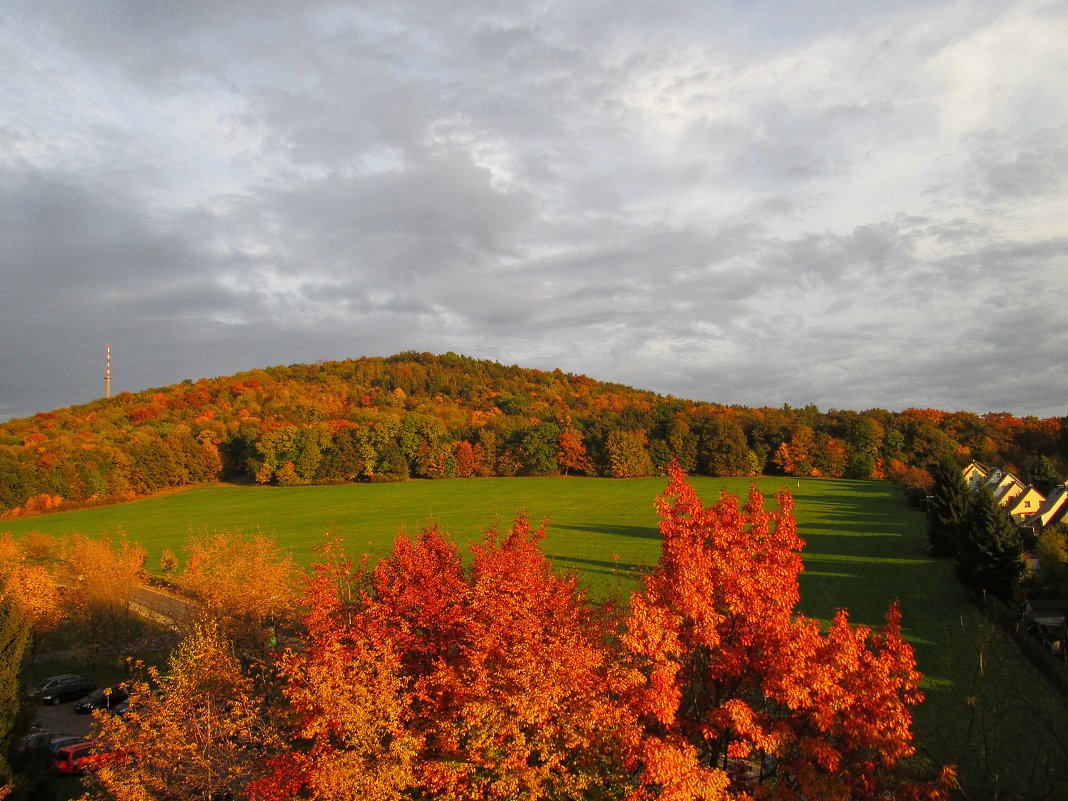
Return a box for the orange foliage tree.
[88,622,283,801]
[623,463,954,800]
[60,534,147,656]
[252,543,419,801]
[1,537,33,795]
[0,596,28,800]
[0,535,61,663]
[452,439,480,477]
[557,427,591,476]
[178,532,302,669]
[257,520,637,800]
[3,564,62,657]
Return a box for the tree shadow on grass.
[806,517,913,536]
[802,552,930,566]
[797,492,914,524]
[550,522,661,540]
[796,491,928,565]
[807,538,924,568]
[546,553,652,579]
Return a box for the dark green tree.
[0,594,30,793]
[906,420,958,472]
[665,417,699,474]
[845,449,877,480]
[0,452,31,515]
[220,433,255,480]
[695,414,752,476]
[317,426,377,482]
[926,461,971,557]
[1035,526,1068,595]
[882,428,906,462]
[1025,454,1061,494]
[375,442,410,480]
[519,422,560,476]
[845,416,883,479]
[1059,416,1068,464]
[605,429,653,478]
[955,485,1023,599]
[398,414,449,478]
[128,435,180,493]
[292,426,332,483]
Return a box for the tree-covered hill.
[1,351,1065,516]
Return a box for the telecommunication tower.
[105,343,111,399]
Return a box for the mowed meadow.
[4,476,1067,799]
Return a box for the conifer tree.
[955,485,1023,599]
[926,461,971,557]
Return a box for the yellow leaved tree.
[87,622,282,801]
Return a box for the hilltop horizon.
[1,351,1063,518]
[3,350,1060,426]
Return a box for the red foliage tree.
[556,428,591,476]
[623,463,955,800]
[261,521,636,800]
[453,439,479,477]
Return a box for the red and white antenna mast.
[105,343,111,399]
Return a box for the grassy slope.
[4,477,1066,799]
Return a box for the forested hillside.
[1,351,1065,516]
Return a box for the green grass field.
[4,476,1066,799]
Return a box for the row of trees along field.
[1,466,957,801]
[1,351,1066,516]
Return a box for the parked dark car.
[30,674,96,705]
[74,685,129,714]
[17,729,56,753]
[109,699,130,717]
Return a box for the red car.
[53,741,96,775]
[53,741,124,775]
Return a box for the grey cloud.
[618,218,1068,416]
[978,127,1068,201]
[250,149,535,282]
[2,0,1067,421]
[0,169,208,311]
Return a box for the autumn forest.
[1,352,1065,517]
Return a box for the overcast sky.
[2,1,1066,422]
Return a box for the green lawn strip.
[4,477,1067,797]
